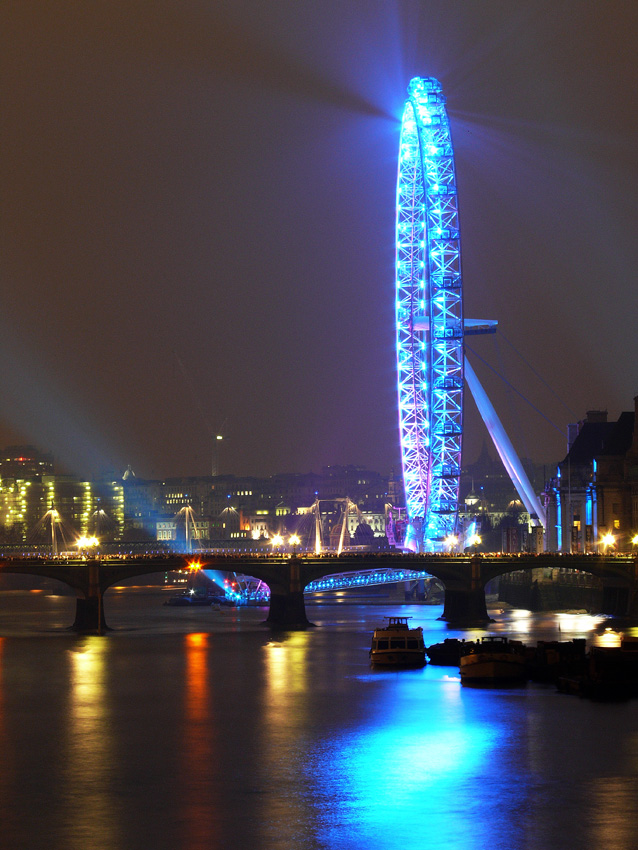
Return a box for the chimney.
[585,410,608,423]
[567,422,580,451]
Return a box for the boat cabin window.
[406,639,419,649]
[376,640,389,650]
[390,639,406,649]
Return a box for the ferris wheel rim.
[395,77,464,551]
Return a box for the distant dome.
[507,499,524,513]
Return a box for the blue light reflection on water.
[308,664,530,850]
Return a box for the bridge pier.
[440,586,492,625]
[71,593,108,635]
[266,590,311,628]
[260,558,314,628]
[439,558,492,625]
[70,562,107,635]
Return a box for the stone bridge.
[1,552,637,633]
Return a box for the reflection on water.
[0,636,13,836]
[589,777,638,850]
[313,694,500,849]
[64,639,120,849]
[259,632,316,849]
[1,593,638,850]
[596,628,623,648]
[264,633,310,700]
[179,632,218,849]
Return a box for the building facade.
[544,400,638,553]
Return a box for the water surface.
[0,590,637,850]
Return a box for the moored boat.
[425,637,471,666]
[370,616,426,667]
[459,636,527,684]
[526,639,587,682]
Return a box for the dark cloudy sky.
[2,1,637,479]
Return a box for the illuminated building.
[0,462,124,545]
[0,446,53,478]
[40,475,124,542]
[346,511,386,539]
[156,519,209,542]
[544,399,638,552]
[124,468,390,545]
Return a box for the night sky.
[2,2,637,480]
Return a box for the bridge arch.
[0,556,193,633]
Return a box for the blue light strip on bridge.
[305,569,433,593]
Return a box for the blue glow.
[307,672,513,850]
[556,490,562,551]
[202,569,227,590]
[306,568,433,593]
[395,78,463,551]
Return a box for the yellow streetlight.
[444,534,458,552]
[632,534,638,548]
[271,534,284,550]
[600,532,615,552]
[76,536,99,550]
[289,534,300,555]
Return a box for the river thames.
[1,587,637,850]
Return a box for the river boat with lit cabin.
[369,616,426,667]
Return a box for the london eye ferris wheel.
[395,77,545,552]
[395,77,464,552]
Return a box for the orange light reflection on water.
[180,632,218,849]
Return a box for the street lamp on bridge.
[76,536,99,557]
[444,534,459,553]
[289,534,300,556]
[469,534,481,554]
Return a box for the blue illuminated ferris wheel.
[395,77,464,551]
[395,77,547,552]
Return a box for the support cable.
[465,344,567,438]
[492,334,531,464]
[497,331,578,419]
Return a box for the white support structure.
[465,356,546,527]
